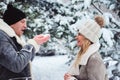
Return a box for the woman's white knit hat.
[78,19,101,43]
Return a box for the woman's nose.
[75,36,78,39]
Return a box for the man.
[0,4,50,80]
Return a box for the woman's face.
[75,33,85,47]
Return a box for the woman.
[64,19,108,80]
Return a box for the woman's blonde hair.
[74,38,92,67]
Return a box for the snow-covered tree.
[0,0,120,79]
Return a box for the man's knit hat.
[3,4,26,25]
[78,19,101,43]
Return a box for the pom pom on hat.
[94,15,105,28]
[78,19,101,43]
[3,4,26,25]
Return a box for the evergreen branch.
[0,12,3,18]
[91,1,120,27]
[91,2,103,14]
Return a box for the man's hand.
[33,34,50,45]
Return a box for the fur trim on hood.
[0,19,25,46]
[68,42,100,75]
[0,19,39,52]
[79,42,100,65]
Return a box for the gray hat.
[78,19,101,43]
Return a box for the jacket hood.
[79,42,100,65]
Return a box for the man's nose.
[24,23,27,29]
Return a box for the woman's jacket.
[68,43,109,80]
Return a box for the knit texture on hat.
[78,19,101,43]
[3,4,26,25]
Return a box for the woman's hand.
[33,34,50,45]
[64,73,72,80]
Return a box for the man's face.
[10,18,27,37]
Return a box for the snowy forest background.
[0,0,120,80]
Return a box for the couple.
[0,4,108,80]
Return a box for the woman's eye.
[78,33,81,36]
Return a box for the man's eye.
[21,20,25,23]
[21,19,26,23]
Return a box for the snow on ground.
[31,55,69,80]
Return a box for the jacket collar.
[0,19,24,46]
[68,42,100,75]
[79,42,100,65]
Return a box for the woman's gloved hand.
[64,73,77,80]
